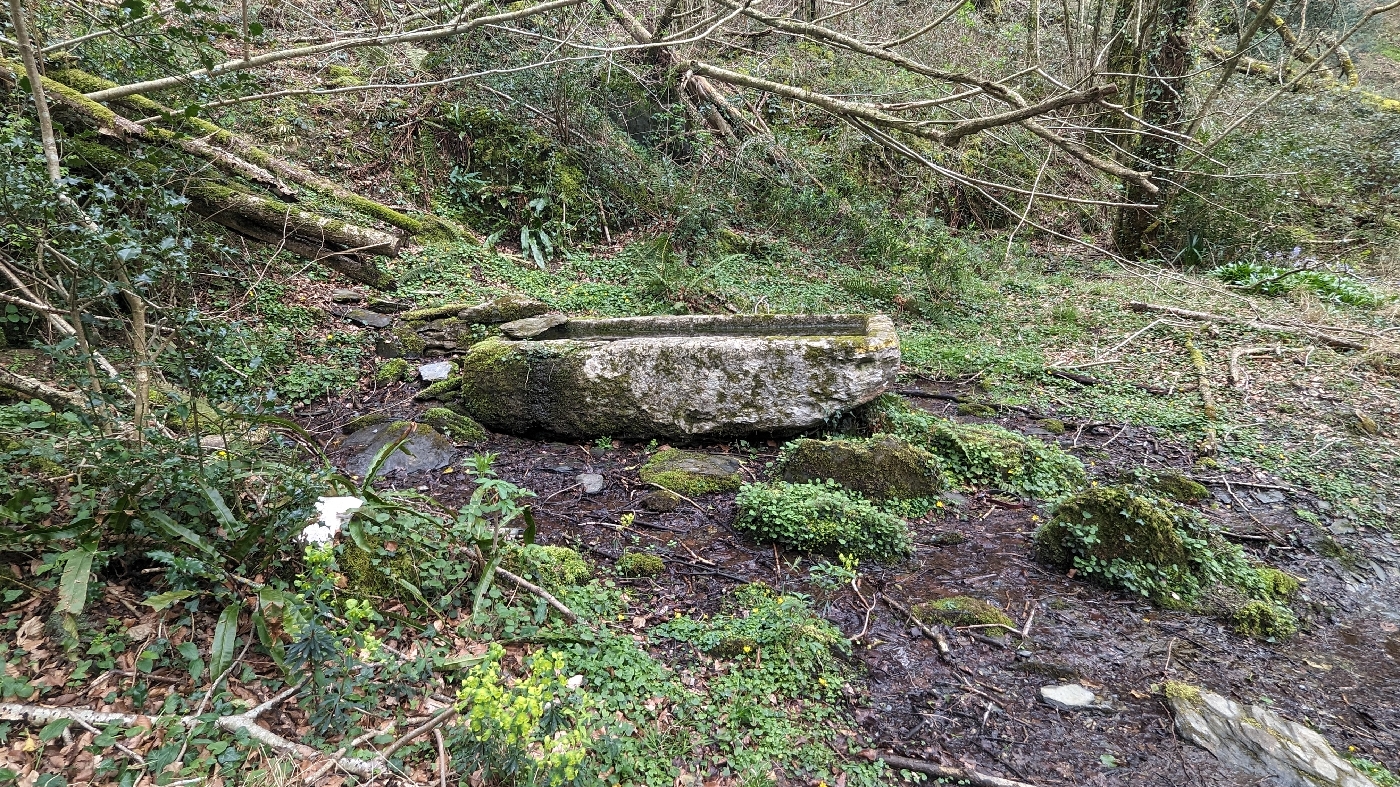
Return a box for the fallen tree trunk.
[0,367,89,409]
[47,67,460,239]
[68,140,398,288]
[1127,301,1372,351]
[0,702,386,780]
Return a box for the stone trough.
[453,313,899,439]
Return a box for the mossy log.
[67,140,397,288]
[45,66,462,239]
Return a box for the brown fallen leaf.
[16,618,43,651]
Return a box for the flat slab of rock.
[344,308,393,329]
[500,312,568,340]
[1168,686,1380,787]
[576,473,606,494]
[1040,684,1101,711]
[341,421,455,478]
[418,361,455,382]
[458,295,551,324]
[456,314,899,439]
[640,450,743,495]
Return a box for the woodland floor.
[293,370,1400,786]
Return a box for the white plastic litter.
[303,496,364,545]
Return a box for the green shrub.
[733,480,912,562]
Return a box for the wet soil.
[301,380,1400,786]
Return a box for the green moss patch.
[420,407,487,443]
[867,396,1085,498]
[1143,471,1211,502]
[341,413,393,434]
[373,358,410,383]
[638,449,743,496]
[1232,600,1299,638]
[616,552,665,577]
[414,376,464,401]
[914,596,1014,628]
[506,544,592,589]
[734,480,912,562]
[775,435,943,503]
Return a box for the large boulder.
[340,421,456,477]
[776,435,943,500]
[454,314,899,439]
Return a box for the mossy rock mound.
[866,396,1085,498]
[373,358,410,383]
[341,412,393,434]
[639,449,743,495]
[1036,485,1302,637]
[776,435,943,501]
[914,596,1014,628]
[400,295,550,324]
[420,408,487,443]
[640,489,683,512]
[338,536,420,596]
[734,480,912,562]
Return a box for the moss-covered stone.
[1163,680,1202,703]
[639,449,743,495]
[1038,418,1067,435]
[390,324,427,359]
[1255,567,1300,599]
[419,407,487,443]
[400,295,551,324]
[1231,600,1299,638]
[956,401,997,417]
[373,358,410,384]
[341,413,393,434]
[616,552,666,577]
[1035,486,1192,581]
[868,397,1084,498]
[776,435,943,501]
[913,596,1014,628]
[1147,472,1211,502]
[640,489,682,512]
[414,376,463,401]
[339,537,418,596]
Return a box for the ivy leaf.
[37,719,71,743]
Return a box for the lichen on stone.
[616,552,666,577]
[913,596,1014,628]
[419,407,487,443]
[1162,680,1202,704]
[638,449,743,496]
[775,434,944,503]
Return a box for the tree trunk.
[1113,0,1200,256]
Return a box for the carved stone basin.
[454,313,900,439]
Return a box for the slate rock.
[1168,686,1380,787]
[344,308,393,329]
[577,473,606,494]
[331,288,362,304]
[639,450,744,495]
[367,297,413,314]
[418,361,455,382]
[1040,683,1100,711]
[341,421,455,477]
[457,295,552,325]
[500,312,568,340]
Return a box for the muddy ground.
[303,380,1400,786]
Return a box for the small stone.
[344,308,393,328]
[1040,683,1099,711]
[499,312,568,340]
[577,473,606,494]
[366,297,413,314]
[331,288,362,304]
[417,361,455,382]
[1251,489,1287,505]
[639,449,743,496]
[640,489,682,512]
